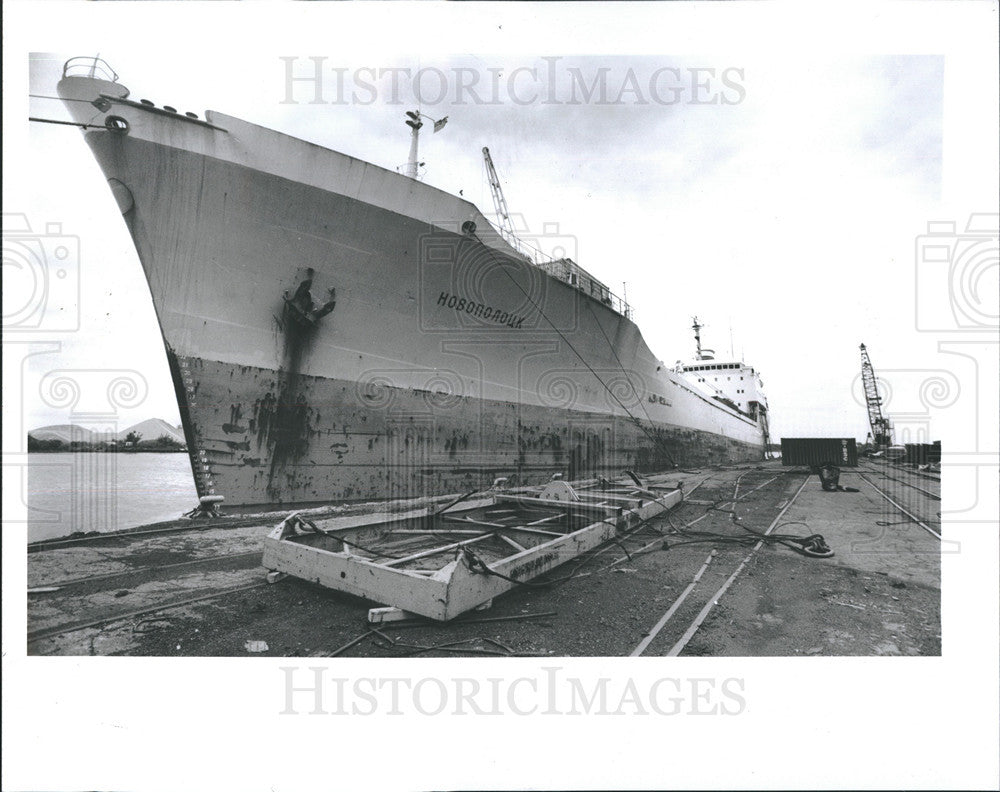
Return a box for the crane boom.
[482,147,523,255]
[859,343,892,448]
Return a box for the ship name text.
[438,291,528,329]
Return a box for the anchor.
[283,268,336,328]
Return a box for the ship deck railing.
[534,257,635,321]
[63,57,120,83]
[491,221,635,321]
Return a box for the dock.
[26,459,941,657]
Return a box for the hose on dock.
[662,513,834,559]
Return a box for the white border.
[4,3,998,790]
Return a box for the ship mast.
[403,110,448,179]
[692,316,715,361]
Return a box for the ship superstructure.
[678,318,770,445]
[678,318,768,418]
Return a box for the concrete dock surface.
[27,459,941,657]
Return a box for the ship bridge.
[678,358,768,420]
[673,317,768,421]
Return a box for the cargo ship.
[56,57,770,509]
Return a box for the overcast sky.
[9,8,998,447]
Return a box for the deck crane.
[859,343,892,451]
[482,147,528,259]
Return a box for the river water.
[27,452,198,542]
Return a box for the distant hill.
[27,424,99,443]
[29,418,186,449]
[117,418,185,445]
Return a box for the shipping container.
[904,442,942,465]
[780,437,858,467]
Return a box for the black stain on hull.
[255,269,335,501]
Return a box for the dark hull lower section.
[169,352,764,509]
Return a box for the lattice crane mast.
[482,147,521,253]
[859,343,892,448]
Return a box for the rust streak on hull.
[172,353,762,508]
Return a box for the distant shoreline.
[26,448,188,454]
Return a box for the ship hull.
[169,351,761,507]
[58,72,766,508]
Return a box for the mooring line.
[665,474,810,657]
[610,472,781,567]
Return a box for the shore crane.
[859,343,892,450]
